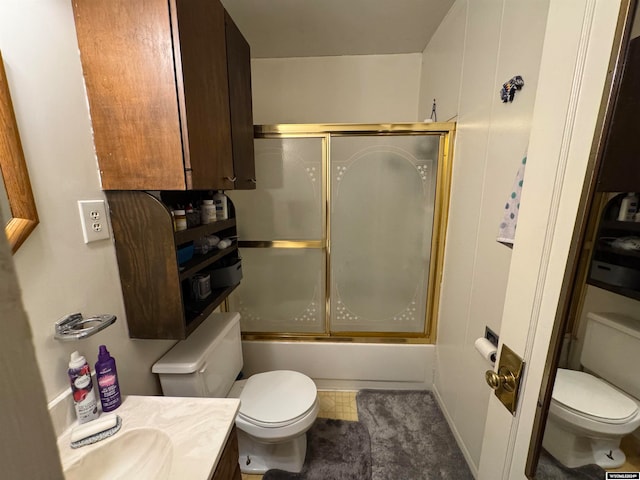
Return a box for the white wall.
[0,0,175,412]
[419,0,550,473]
[0,210,64,479]
[251,54,422,124]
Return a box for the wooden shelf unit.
[107,191,241,339]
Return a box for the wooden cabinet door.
[173,0,234,191]
[225,11,257,190]
[72,0,186,190]
[597,36,640,192]
[212,426,241,480]
[73,0,238,191]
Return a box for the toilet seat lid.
[239,370,317,426]
[552,369,638,423]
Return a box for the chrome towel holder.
[54,313,117,341]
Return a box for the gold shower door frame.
[237,122,455,344]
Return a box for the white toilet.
[543,312,640,469]
[151,312,319,474]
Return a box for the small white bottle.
[213,190,228,221]
[68,351,99,424]
[618,193,639,221]
[201,199,216,224]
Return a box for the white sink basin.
[64,428,173,480]
[57,396,240,480]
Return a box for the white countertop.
[57,395,240,480]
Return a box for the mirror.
[529,1,640,477]
[0,51,38,253]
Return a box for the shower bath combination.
[226,122,454,342]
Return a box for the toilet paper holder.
[485,344,525,415]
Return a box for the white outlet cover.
[78,200,110,244]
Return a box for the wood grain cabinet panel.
[72,0,255,191]
[597,36,640,192]
[212,426,242,480]
[225,11,256,190]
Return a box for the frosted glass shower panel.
[229,248,325,333]
[227,137,323,241]
[330,135,439,333]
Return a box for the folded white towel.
[497,156,527,247]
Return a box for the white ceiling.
[220,0,455,58]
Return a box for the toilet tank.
[151,312,243,398]
[581,312,640,399]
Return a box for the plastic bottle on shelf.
[213,190,228,221]
[173,209,187,231]
[617,193,639,221]
[185,203,200,228]
[201,199,216,224]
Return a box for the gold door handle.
[485,367,516,392]
[484,344,524,415]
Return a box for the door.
[477,1,624,478]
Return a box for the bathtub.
[241,341,434,390]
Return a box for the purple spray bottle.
[95,345,122,412]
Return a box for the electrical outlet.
[78,200,110,244]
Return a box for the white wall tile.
[419,0,550,470]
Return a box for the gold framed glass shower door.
[228,135,328,333]
[228,123,455,342]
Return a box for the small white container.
[201,200,216,224]
[618,193,639,222]
[213,191,228,221]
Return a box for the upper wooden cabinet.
[72,0,255,191]
[225,11,256,191]
[597,36,640,192]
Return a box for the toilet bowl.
[230,370,320,473]
[542,312,640,469]
[543,368,640,468]
[152,312,319,474]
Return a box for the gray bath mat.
[536,448,606,480]
[357,390,473,480]
[262,418,372,480]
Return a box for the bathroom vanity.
[57,396,241,480]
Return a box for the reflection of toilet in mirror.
[543,312,640,469]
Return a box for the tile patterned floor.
[241,390,358,480]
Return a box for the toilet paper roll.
[474,338,497,365]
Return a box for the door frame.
[477,0,631,478]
